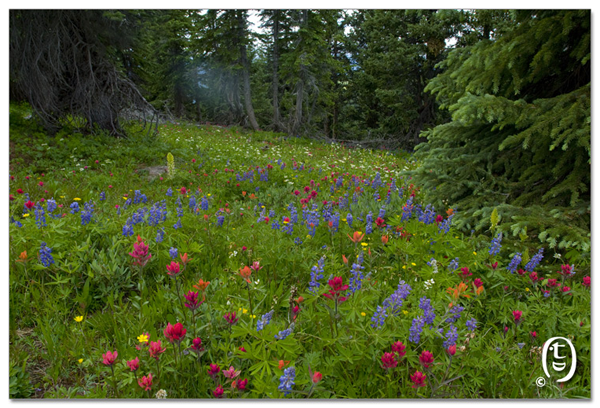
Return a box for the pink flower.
[238,346,247,353]
[191,337,204,352]
[164,322,186,343]
[224,312,238,325]
[148,340,167,360]
[583,276,590,288]
[460,267,472,278]
[513,310,523,324]
[547,279,558,288]
[312,372,323,384]
[447,345,457,356]
[129,237,152,268]
[529,272,539,282]
[208,363,221,378]
[236,378,248,391]
[213,385,224,398]
[127,357,140,371]
[16,188,23,194]
[473,278,483,288]
[166,261,181,277]
[323,277,349,303]
[411,371,427,388]
[102,350,118,366]
[391,341,406,358]
[180,187,187,194]
[250,261,263,272]
[381,352,397,370]
[530,331,537,338]
[419,350,434,368]
[223,366,241,379]
[184,290,202,311]
[138,373,153,391]
[24,200,34,210]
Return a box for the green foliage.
[9,117,590,399]
[412,10,590,255]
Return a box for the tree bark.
[238,11,260,131]
[271,10,282,131]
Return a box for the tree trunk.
[292,10,309,135]
[272,10,282,131]
[238,11,260,131]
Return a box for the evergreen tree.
[10,10,155,135]
[412,10,591,254]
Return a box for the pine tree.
[413,10,591,254]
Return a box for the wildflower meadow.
[8,105,591,399]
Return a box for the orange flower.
[249,193,256,199]
[381,235,389,244]
[475,285,484,296]
[242,191,247,197]
[446,282,471,301]
[446,208,454,216]
[278,360,290,370]
[342,254,348,265]
[239,266,252,284]
[193,279,210,300]
[296,296,304,303]
[16,251,28,263]
[347,231,365,243]
[180,252,191,266]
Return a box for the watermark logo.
[536,337,576,387]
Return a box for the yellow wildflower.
[473,252,477,256]
[360,312,366,317]
[411,262,416,266]
[402,310,409,315]
[402,265,406,269]
[73,198,81,201]
[23,214,29,217]
[78,358,83,364]
[74,316,84,323]
[137,334,149,343]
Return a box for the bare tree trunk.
[238,11,260,131]
[292,10,308,135]
[272,10,282,131]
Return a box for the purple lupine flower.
[70,202,80,214]
[419,297,436,325]
[200,196,209,211]
[166,187,173,196]
[274,323,294,340]
[366,212,373,234]
[446,304,464,323]
[442,324,458,348]
[309,256,325,294]
[156,228,165,243]
[448,258,459,272]
[409,317,425,344]
[346,213,353,228]
[39,242,54,267]
[466,318,478,332]
[217,215,225,226]
[257,310,274,331]
[506,253,522,273]
[278,367,295,396]
[489,233,502,256]
[348,252,365,294]
[169,247,178,260]
[371,306,388,329]
[438,214,453,234]
[524,248,544,272]
[80,200,94,225]
[35,205,46,229]
[173,218,182,229]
